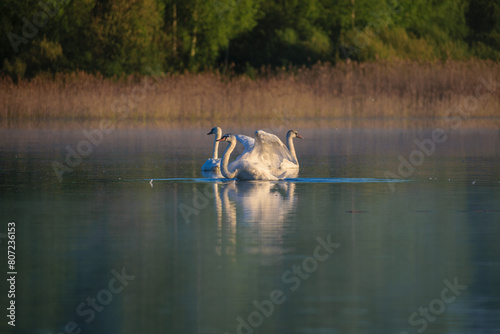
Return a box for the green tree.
[1,0,165,78]
[466,0,500,59]
[160,0,261,71]
[1,0,67,78]
[85,0,165,76]
[1,0,499,79]
[228,0,335,69]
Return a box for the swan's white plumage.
[202,127,222,172]
[230,134,255,167]
[202,127,255,172]
[235,135,255,153]
[218,130,302,181]
[219,135,278,180]
[253,130,298,171]
[228,160,279,181]
[201,158,220,171]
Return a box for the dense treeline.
[1,0,499,79]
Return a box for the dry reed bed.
[2,118,499,131]
[1,61,499,123]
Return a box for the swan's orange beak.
[297,134,303,139]
[216,138,226,142]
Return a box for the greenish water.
[0,126,499,334]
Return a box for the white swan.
[201,127,222,172]
[217,130,303,180]
[201,127,255,172]
[217,134,279,180]
[286,130,303,165]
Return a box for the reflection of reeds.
[1,61,499,122]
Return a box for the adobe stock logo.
[47,267,135,334]
[178,183,217,224]
[400,277,467,334]
[224,235,340,334]
[7,0,69,53]
[51,66,160,182]
[385,75,500,191]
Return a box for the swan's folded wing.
[276,168,299,179]
[201,158,221,171]
[237,160,279,181]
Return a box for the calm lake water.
[1,123,499,334]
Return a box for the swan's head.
[288,130,303,139]
[217,134,235,142]
[207,127,222,136]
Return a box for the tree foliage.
[0,0,498,78]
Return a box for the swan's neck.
[220,140,238,179]
[212,131,222,159]
[287,133,299,165]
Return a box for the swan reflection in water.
[208,176,298,260]
[201,168,298,180]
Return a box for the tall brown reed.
[1,60,499,124]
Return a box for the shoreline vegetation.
[3,1,500,129]
[1,61,499,128]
